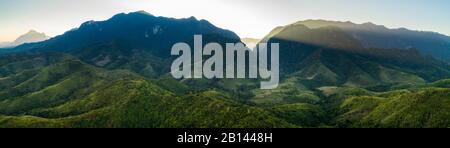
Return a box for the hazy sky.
[1,0,450,42]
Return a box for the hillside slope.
[335,87,450,128]
[0,57,294,128]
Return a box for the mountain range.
[0,11,448,128]
[262,21,450,89]
[293,20,450,62]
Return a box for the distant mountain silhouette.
[293,20,450,62]
[0,30,49,48]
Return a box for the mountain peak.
[361,22,387,29]
[13,30,49,45]
[108,11,155,21]
[0,30,49,48]
[301,19,355,24]
[362,22,376,25]
[132,10,154,16]
[22,30,49,37]
[295,19,390,30]
[295,19,356,28]
[187,16,198,21]
[27,29,39,33]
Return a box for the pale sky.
[1,0,450,42]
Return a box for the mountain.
[0,30,49,48]
[254,22,450,128]
[0,12,449,128]
[2,11,240,78]
[12,30,50,47]
[8,11,239,54]
[0,12,296,128]
[260,21,450,90]
[294,20,450,62]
